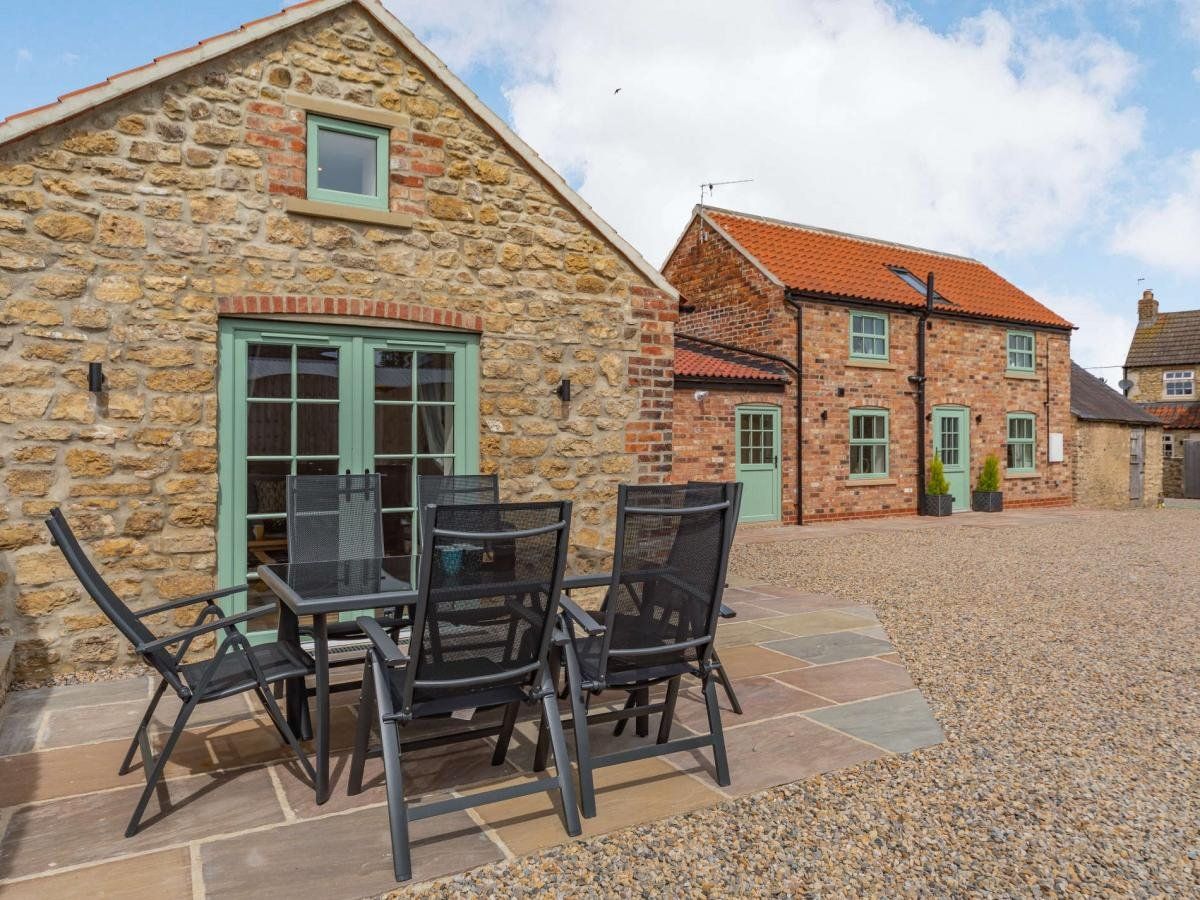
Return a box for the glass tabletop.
[257,555,416,613]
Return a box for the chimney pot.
[1138,288,1158,324]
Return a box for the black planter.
[971,490,1003,512]
[924,494,953,516]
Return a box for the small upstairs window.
[1007,331,1035,373]
[307,114,389,211]
[849,312,888,361]
[1164,370,1194,397]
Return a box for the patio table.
[257,556,735,804]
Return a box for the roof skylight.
[887,266,953,305]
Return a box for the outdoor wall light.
[693,390,709,401]
[88,362,105,393]
[555,378,571,402]
[836,387,845,397]
[976,414,983,424]
[820,410,828,421]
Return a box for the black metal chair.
[348,500,580,882]
[43,508,315,837]
[415,474,499,550]
[286,473,404,646]
[537,483,737,817]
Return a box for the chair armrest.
[356,616,410,667]
[720,603,736,619]
[136,604,275,654]
[135,584,249,618]
[559,594,605,636]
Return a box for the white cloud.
[14,48,33,68]
[1178,0,1200,39]
[389,1,1144,265]
[1111,151,1200,275]
[1031,287,1136,371]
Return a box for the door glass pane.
[417,352,454,403]
[316,127,377,196]
[247,344,291,398]
[375,350,413,401]
[939,418,959,466]
[416,405,455,455]
[418,457,454,478]
[297,458,338,477]
[296,403,339,456]
[381,512,413,556]
[375,405,413,454]
[248,459,289,517]
[296,346,339,399]
[247,403,290,456]
[376,460,413,509]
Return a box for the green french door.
[217,319,479,633]
[734,405,782,522]
[932,406,970,512]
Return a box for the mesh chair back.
[400,501,570,713]
[417,474,499,511]
[286,474,383,563]
[596,483,735,678]
[44,509,183,689]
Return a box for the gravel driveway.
[405,508,1200,897]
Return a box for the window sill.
[1004,471,1039,479]
[847,358,896,370]
[283,196,414,229]
[848,477,897,486]
[1005,370,1038,380]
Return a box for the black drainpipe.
[909,273,934,514]
[676,330,804,525]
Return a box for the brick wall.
[1072,420,1162,508]
[665,215,1073,524]
[0,6,673,678]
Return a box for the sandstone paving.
[407,508,1200,897]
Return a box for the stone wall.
[665,217,1073,523]
[0,6,674,678]
[1072,420,1162,508]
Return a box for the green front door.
[217,319,479,635]
[735,405,781,522]
[932,406,970,512]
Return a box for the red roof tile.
[674,337,788,383]
[704,208,1072,329]
[1139,403,1200,429]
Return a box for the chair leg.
[711,649,743,715]
[702,675,731,788]
[348,660,375,796]
[491,700,521,767]
[254,684,315,781]
[539,669,581,837]
[120,678,168,776]
[125,692,198,838]
[563,642,596,818]
[534,648,562,771]
[635,686,650,738]
[657,676,681,745]
[612,690,637,737]
[379,713,413,881]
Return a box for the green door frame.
[734,403,782,523]
[216,318,479,633]
[932,405,970,512]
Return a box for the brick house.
[0,0,677,679]
[664,207,1074,524]
[1122,289,1200,496]
[1070,362,1161,508]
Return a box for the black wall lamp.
[555,378,571,402]
[88,362,105,393]
[975,414,983,424]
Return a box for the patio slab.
[0,580,943,893]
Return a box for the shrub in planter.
[972,454,1003,512]
[925,457,953,516]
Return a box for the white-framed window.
[1164,370,1194,397]
[1163,433,1174,459]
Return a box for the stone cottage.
[0,0,677,679]
[1070,362,1161,508]
[665,206,1074,523]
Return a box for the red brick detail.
[218,296,483,332]
[804,508,917,523]
[625,288,678,483]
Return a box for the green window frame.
[849,408,889,477]
[1006,412,1036,472]
[850,311,889,361]
[1007,330,1035,373]
[306,114,390,211]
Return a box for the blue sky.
[3,1,1199,377]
